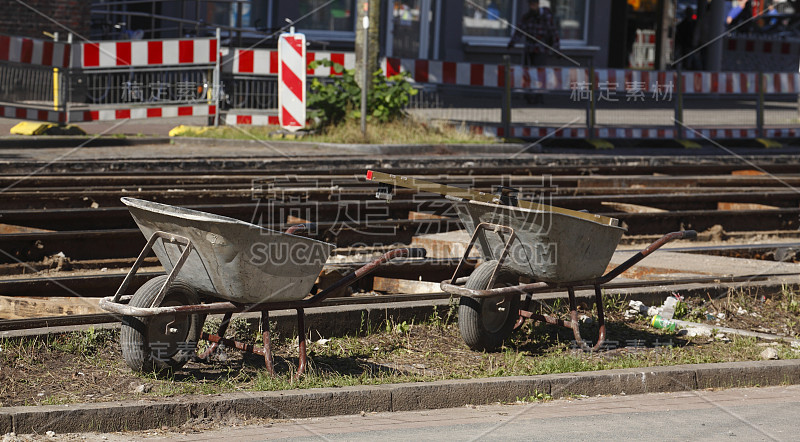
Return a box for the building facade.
[86,0,612,67]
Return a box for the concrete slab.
[0,413,11,435]
[694,360,800,389]
[609,250,800,278]
[190,386,394,420]
[389,377,548,411]
[7,400,188,434]
[545,365,697,398]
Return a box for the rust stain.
[604,263,707,280]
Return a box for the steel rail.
[3,272,797,332]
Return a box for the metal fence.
[75,67,211,106]
[2,31,799,139]
[0,63,68,110]
[403,60,800,139]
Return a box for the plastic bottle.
[661,296,679,321]
[651,315,677,332]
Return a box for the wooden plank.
[366,170,619,226]
[372,277,444,294]
[407,211,450,220]
[0,296,103,320]
[717,202,778,211]
[601,201,666,213]
[0,224,52,234]
[411,230,481,259]
[731,170,766,176]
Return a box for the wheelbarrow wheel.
[121,275,202,373]
[458,260,520,352]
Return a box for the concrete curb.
[2,359,800,434]
[170,137,525,155]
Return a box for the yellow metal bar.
[366,170,619,226]
[53,68,59,111]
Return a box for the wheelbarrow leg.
[262,310,275,376]
[295,308,307,380]
[568,286,607,352]
[199,312,232,360]
[514,293,533,330]
[593,285,607,348]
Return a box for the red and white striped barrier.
[726,37,800,56]
[226,48,354,76]
[221,45,800,96]
[222,113,280,126]
[512,66,591,91]
[0,105,65,123]
[630,29,656,69]
[80,38,217,68]
[278,33,306,131]
[69,104,216,122]
[382,57,800,95]
[383,57,506,87]
[0,34,70,68]
[472,125,779,140]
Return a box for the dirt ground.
[2,285,799,408]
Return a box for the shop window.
[462,0,587,45]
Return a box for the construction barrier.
[476,126,800,140]
[1,31,799,139]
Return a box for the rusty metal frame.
[102,230,426,378]
[111,231,193,304]
[450,222,519,289]
[442,230,698,352]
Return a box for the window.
[554,0,587,42]
[462,0,588,45]
[205,1,271,31]
[298,0,355,32]
[462,0,514,38]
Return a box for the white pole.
[214,27,221,127]
[361,13,369,136]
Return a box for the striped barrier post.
[277,30,306,132]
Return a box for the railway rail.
[0,272,792,333]
[1,153,799,333]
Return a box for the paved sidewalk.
[2,359,799,435]
[130,384,800,441]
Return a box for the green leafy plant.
[673,301,689,319]
[515,390,553,403]
[306,59,417,128]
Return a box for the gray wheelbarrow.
[100,197,425,377]
[367,170,696,352]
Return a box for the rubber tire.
[121,275,202,373]
[458,260,520,352]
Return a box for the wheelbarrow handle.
[405,247,428,259]
[284,223,317,236]
[303,247,427,306]
[599,230,696,284]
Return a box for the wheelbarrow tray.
[121,197,335,304]
[455,200,626,283]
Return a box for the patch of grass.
[172,118,490,145]
[514,390,553,403]
[4,303,800,406]
[781,284,800,314]
[601,291,626,314]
